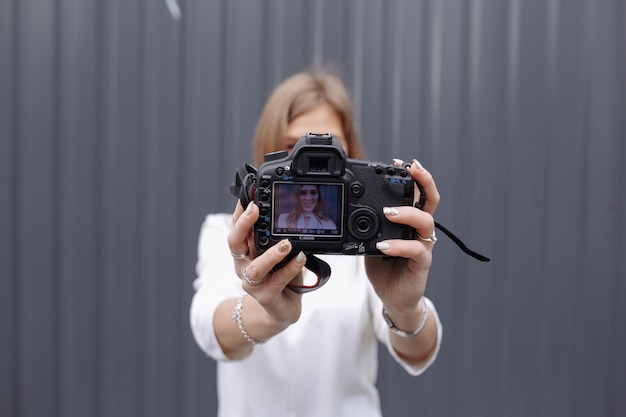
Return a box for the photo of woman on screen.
[276,184,337,231]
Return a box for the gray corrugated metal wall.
[1,0,624,416]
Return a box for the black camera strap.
[267,252,332,293]
[231,163,490,293]
[434,221,491,262]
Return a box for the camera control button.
[350,182,364,197]
[275,167,284,176]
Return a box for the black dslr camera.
[250,132,419,256]
[232,132,489,292]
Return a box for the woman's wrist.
[233,294,291,346]
[382,298,429,337]
[233,294,267,345]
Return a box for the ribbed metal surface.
[1,1,624,416]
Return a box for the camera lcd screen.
[272,182,343,237]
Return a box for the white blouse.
[189,213,442,417]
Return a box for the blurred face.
[299,185,319,212]
[285,104,349,153]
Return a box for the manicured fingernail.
[277,239,291,253]
[376,242,391,251]
[295,251,306,263]
[383,207,399,216]
[392,158,404,167]
[245,202,254,215]
[413,159,425,172]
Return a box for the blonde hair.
[252,71,365,166]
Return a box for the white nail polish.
[413,159,425,172]
[383,207,399,216]
[376,242,391,251]
[295,251,306,263]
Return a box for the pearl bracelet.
[232,294,266,345]
[382,298,429,338]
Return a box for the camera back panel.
[254,134,415,255]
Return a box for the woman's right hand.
[228,202,306,327]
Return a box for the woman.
[276,184,337,230]
[190,71,442,417]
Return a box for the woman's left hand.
[364,159,440,314]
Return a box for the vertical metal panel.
[0,1,17,417]
[1,1,625,417]
[57,2,101,416]
[13,2,61,417]
[179,1,222,415]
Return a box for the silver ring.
[417,230,437,244]
[231,249,249,260]
[242,267,265,286]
